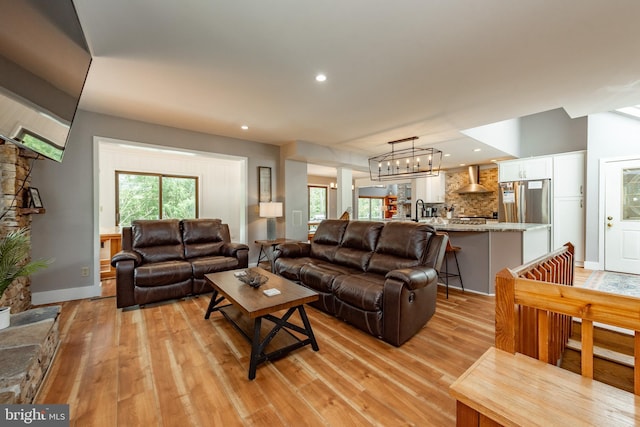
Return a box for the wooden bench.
[450,243,640,426]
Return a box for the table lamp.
[259,202,283,240]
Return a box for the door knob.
[607,216,613,220]
[607,222,613,227]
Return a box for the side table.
[255,238,298,271]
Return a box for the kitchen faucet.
[414,199,425,222]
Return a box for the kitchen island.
[420,221,551,295]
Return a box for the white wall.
[461,118,521,157]
[585,112,640,266]
[98,139,246,242]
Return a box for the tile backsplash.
[444,166,499,217]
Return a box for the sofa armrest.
[111,250,141,267]
[385,266,438,291]
[223,242,250,257]
[223,242,249,268]
[114,259,136,308]
[273,242,311,259]
[383,266,439,346]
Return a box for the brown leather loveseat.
[111,218,249,308]
[272,219,447,346]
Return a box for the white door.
[604,159,640,274]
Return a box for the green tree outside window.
[308,186,327,221]
[116,171,198,226]
[358,197,383,220]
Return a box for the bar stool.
[438,233,464,298]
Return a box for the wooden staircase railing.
[495,243,640,395]
[450,243,640,426]
[495,242,574,364]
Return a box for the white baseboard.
[583,261,602,271]
[437,283,493,297]
[32,285,101,306]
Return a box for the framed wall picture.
[28,187,43,208]
[258,166,272,202]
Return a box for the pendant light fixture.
[368,137,442,181]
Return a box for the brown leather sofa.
[111,218,249,308]
[272,219,447,346]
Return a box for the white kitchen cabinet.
[426,173,445,203]
[553,151,585,197]
[414,174,445,203]
[553,197,585,263]
[499,157,552,182]
[552,151,585,264]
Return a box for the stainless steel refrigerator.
[498,179,551,223]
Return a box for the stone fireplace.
[0,141,37,313]
[0,141,61,405]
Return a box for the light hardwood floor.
[35,286,494,426]
[37,269,592,426]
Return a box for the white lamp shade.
[259,202,283,218]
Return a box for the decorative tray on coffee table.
[236,270,269,288]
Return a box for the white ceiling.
[74,0,640,174]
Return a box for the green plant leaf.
[0,228,51,299]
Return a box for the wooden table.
[254,238,298,271]
[450,347,640,426]
[204,268,319,380]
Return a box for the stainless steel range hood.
[455,165,492,194]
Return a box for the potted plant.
[0,228,50,329]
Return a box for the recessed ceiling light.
[241,125,249,130]
[459,163,466,166]
[491,159,497,162]
[315,74,327,82]
[444,153,451,157]
[473,148,481,152]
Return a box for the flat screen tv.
[0,0,92,162]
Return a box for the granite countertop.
[418,220,551,232]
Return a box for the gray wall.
[283,159,308,241]
[519,108,587,157]
[30,110,280,302]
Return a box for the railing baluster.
[538,310,550,363]
[581,319,594,379]
[635,332,640,395]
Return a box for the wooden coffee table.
[204,268,319,380]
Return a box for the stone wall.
[0,306,61,404]
[0,142,36,312]
[444,166,499,217]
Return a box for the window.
[358,197,384,220]
[308,185,327,221]
[16,128,64,162]
[616,105,640,120]
[116,171,198,226]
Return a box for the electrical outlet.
[81,267,90,277]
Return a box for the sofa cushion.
[332,273,385,311]
[182,219,228,259]
[335,300,383,338]
[299,262,358,293]
[310,220,348,262]
[368,222,434,275]
[134,260,193,287]
[274,257,313,281]
[333,221,383,271]
[134,281,193,306]
[191,256,241,278]
[132,219,184,263]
